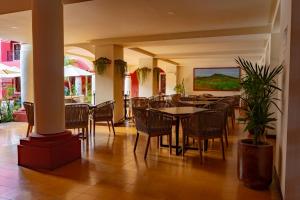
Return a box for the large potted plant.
[236,57,283,190]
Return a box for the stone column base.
[18,131,81,170]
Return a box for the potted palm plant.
[236,57,283,190]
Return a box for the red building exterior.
[0,40,21,99]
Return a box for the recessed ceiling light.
[167,11,175,15]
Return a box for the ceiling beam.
[91,26,271,46]
[155,49,265,59]
[130,48,179,66]
[0,0,92,15]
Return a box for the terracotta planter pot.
[238,139,273,190]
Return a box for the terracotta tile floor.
[0,120,280,200]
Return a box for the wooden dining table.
[151,106,207,155]
[179,100,212,107]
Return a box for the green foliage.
[194,74,240,91]
[93,57,111,74]
[0,101,15,122]
[236,57,283,145]
[71,85,77,96]
[114,59,127,78]
[136,67,151,84]
[174,79,185,95]
[64,57,76,66]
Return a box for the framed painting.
[193,67,241,91]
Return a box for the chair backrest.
[92,100,115,121]
[132,107,173,134]
[132,107,148,133]
[182,110,224,137]
[23,102,34,125]
[147,110,173,134]
[131,97,149,109]
[149,100,169,109]
[65,103,89,129]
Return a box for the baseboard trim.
[273,167,283,200]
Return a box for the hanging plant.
[93,57,111,74]
[136,67,151,84]
[114,59,127,78]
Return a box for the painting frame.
[193,67,241,91]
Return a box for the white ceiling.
[0,0,277,67]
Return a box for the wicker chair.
[90,100,115,136]
[206,102,230,146]
[133,108,173,159]
[218,97,236,128]
[23,102,34,137]
[131,97,149,109]
[149,100,169,109]
[181,110,225,161]
[65,103,89,139]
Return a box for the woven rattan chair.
[133,108,173,159]
[23,102,34,137]
[65,103,89,139]
[90,100,115,136]
[149,100,169,108]
[206,102,230,146]
[219,97,236,128]
[181,110,225,162]
[131,97,149,109]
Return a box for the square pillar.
[95,45,124,122]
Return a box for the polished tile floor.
[0,120,280,200]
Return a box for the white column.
[20,44,34,103]
[91,74,95,104]
[32,0,65,134]
[75,76,82,95]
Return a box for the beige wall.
[282,0,300,199]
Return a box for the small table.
[152,107,207,155]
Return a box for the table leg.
[175,117,180,155]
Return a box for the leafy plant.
[136,67,152,84]
[174,79,185,95]
[114,59,127,78]
[236,57,283,145]
[93,57,111,74]
[0,101,14,122]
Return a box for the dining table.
[179,100,212,107]
[151,106,207,155]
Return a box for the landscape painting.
[193,67,240,91]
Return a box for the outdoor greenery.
[64,57,76,66]
[236,57,283,145]
[0,86,21,123]
[136,67,152,84]
[194,73,240,91]
[174,79,185,95]
[114,59,127,78]
[93,57,112,74]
